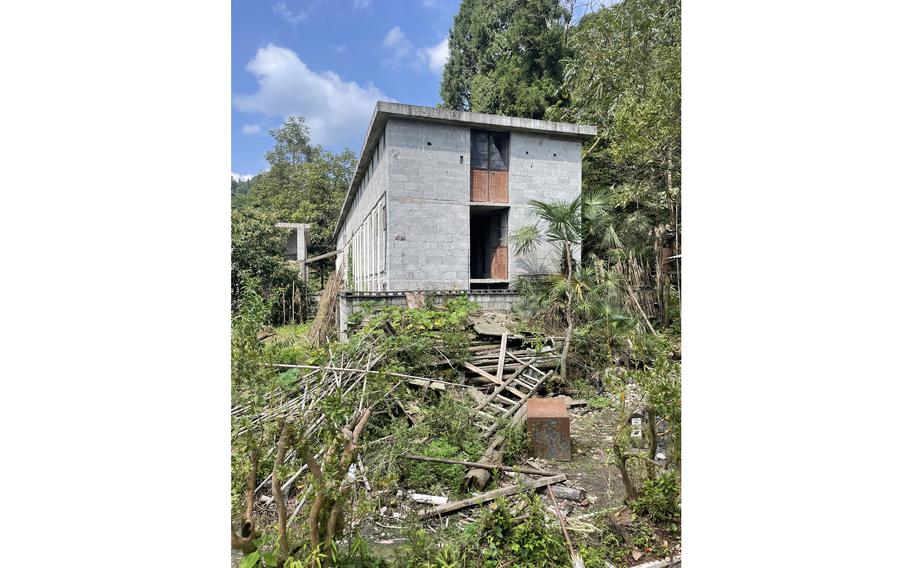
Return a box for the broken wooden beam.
[417,474,567,520]
[495,333,507,383]
[466,405,527,489]
[401,454,558,477]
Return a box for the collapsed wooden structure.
[233,319,588,559]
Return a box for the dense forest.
[231,1,681,566]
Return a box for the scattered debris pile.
[233,295,680,566]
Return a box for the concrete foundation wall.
[337,290,521,334]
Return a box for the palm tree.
[511,197,582,382]
[512,192,658,381]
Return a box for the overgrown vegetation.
[232,116,356,325]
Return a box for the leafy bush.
[403,439,466,491]
[501,423,530,463]
[346,296,479,373]
[631,472,681,524]
[231,208,305,324]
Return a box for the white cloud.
[240,124,262,135]
[383,26,408,50]
[417,37,449,73]
[353,0,372,9]
[331,44,347,53]
[231,172,254,182]
[383,27,449,73]
[273,2,311,26]
[381,26,414,68]
[234,44,390,148]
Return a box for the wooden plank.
[302,249,343,265]
[495,333,507,383]
[417,474,566,519]
[465,361,502,384]
[470,168,489,202]
[498,371,552,422]
[491,245,508,279]
[489,170,509,203]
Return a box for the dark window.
[490,132,509,170]
[471,130,509,171]
[471,131,488,168]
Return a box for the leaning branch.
[402,454,558,476]
[417,474,566,520]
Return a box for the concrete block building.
[333,102,596,294]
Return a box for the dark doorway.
[470,207,509,281]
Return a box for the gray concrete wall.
[385,118,472,290]
[507,132,583,277]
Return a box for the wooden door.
[491,246,508,279]
[489,170,509,203]
[471,168,489,202]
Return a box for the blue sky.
[232,0,460,179]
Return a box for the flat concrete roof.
[331,102,597,240]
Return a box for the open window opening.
[470,207,509,288]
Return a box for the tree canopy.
[232,116,356,294]
[440,0,571,118]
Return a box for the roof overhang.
[331,102,597,241]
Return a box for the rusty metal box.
[526,397,571,461]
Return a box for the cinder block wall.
[508,132,583,277]
[337,290,522,334]
[385,118,471,290]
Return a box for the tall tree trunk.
[231,447,259,553]
[613,442,636,502]
[646,406,658,480]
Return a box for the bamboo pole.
[401,454,558,476]
[417,474,566,520]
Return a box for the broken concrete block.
[527,397,571,461]
[630,426,645,448]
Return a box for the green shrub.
[403,438,466,490]
[501,424,530,463]
[631,472,680,524]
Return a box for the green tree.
[230,208,300,313]
[441,0,571,118]
[551,0,681,323]
[233,116,356,288]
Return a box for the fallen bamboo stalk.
[267,364,466,388]
[402,454,558,476]
[417,474,566,520]
[547,484,584,568]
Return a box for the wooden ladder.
[473,361,552,439]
